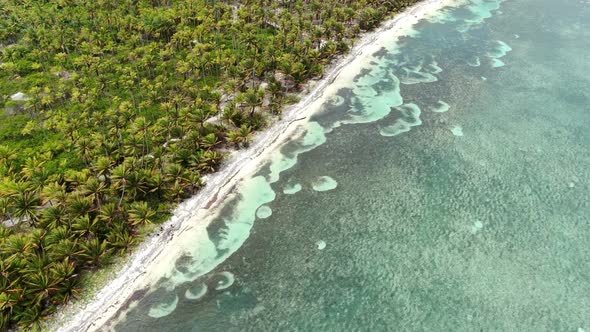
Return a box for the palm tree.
[111,164,129,207]
[128,201,156,226]
[227,125,253,148]
[72,215,101,239]
[12,191,41,227]
[240,87,265,117]
[80,177,107,209]
[91,156,114,181]
[65,193,94,219]
[38,205,67,230]
[47,239,82,263]
[79,238,112,267]
[40,182,67,206]
[106,227,137,254]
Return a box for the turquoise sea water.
[111,0,590,330]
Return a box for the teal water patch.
[379,103,423,137]
[268,121,327,183]
[282,183,302,194]
[255,205,273,219]
[467,56,481,67]
[147,294,178,318]
[184,283,207,300]
[464,0,504,24]
[487,40,512,67]
[399,58,441,85]
[211,272,235,291]
[160,175,275,289]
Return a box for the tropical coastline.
[50,0,458,330]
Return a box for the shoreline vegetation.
[0,0,450,330]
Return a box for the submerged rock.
[283,183,302,195]
[471,220,484,234]
[451,126,464,136]
[430,100,450,113]
[312,176,338,192]
[316,240,326,250]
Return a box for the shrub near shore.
[0,0,418,329]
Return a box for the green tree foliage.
[0,0,418,328]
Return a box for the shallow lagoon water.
[113,0,590,330]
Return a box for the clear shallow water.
[113,0,590,330]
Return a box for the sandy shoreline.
[53,0,455,330]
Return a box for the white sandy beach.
[53,0,458,330]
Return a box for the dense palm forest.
[0,0,418,329]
